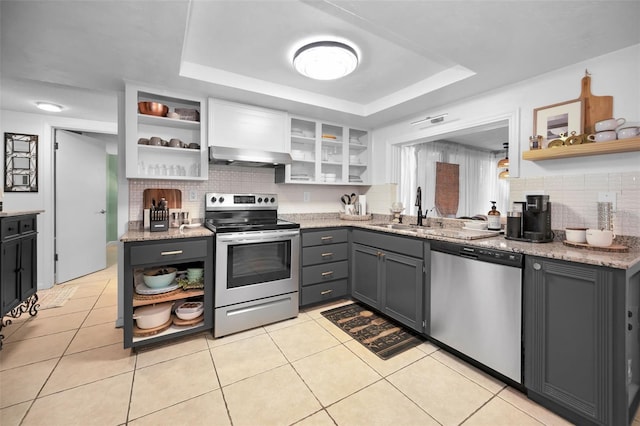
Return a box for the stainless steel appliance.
[205,193,300,337]
[506,195,553,243]
[429,240,523,384]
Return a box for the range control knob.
[219,197,225,203]
[258,197,263,203]
[270,197,276,203]
[210,196,217,203]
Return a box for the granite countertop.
[0,210,44,217]
[120,225,213,242]
[295,217,640,270]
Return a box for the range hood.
[209,146,292,167]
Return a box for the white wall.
[0,110,117,289]
[371,44,640,184]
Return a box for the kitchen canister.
[597,202,612,231]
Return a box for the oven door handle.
[216,230,300,244]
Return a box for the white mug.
[587,131,617,142]
[594,117,626,132]
[617,126,640,140]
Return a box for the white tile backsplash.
[511,171,640,236]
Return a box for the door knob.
[99,209,106,214]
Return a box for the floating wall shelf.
[522,136,640,161]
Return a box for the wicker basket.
[339,213,372,221]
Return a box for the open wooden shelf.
[133,288,204,307]
[522,136,640,161]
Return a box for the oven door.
[215,229,300,307]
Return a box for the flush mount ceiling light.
[293,41,358,80]
[36,102,63,112]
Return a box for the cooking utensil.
[133,302,173,329]
[363,327,402,344]
[337,310,373,324]
[175,301,204,320]
[138,101,168,117]
[349,318,386,333]
[341,195,351,205]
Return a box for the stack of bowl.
[588,118,626,142]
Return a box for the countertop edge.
[120,227,213,242]
[297,219,640,270]
[0,210,45,217]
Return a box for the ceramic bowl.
[586,229,614,247]
[617,126,640,140]
[464,221,488,230]
[565,227,587,243]
[143,267,177,288]
[594,117,626,132]
[587,131,617,143]
[175,301,204,320]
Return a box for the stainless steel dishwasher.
[429,240,523,383]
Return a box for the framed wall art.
[533,99,584,143]
[4,133,38,192]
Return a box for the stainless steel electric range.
[204,193,300,337]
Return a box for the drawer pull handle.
[160,250,183,256]
[321,252,334,257]
[321,271,334,277]
[320,236,333,241]
[320,289,334,295]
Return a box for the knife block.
[149,209,169,232]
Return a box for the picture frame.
[533,99,584,143]
[4,133,38,192]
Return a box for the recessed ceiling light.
[36,102,63,112]
[293,41,358,80]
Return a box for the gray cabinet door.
[381,251,423,332]
[351,243,382,308]
[524,256,623,425]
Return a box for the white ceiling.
[1,0,639,131]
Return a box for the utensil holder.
[597,202,612,231]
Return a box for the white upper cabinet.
[279,116,370,185]
[208,98,288,152]
[125,83,207,180]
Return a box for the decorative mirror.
[4,133,38,192]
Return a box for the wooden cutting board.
[143,189,182,210]
[576,71,613,135]
[434,162,459,217]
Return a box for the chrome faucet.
[415,186,427,226]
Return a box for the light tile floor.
[0,248,635,425]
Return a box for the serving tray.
[562,240,628,253]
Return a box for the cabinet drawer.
[129,239,209,266]
[1,215,37,240]
[302,260,348,286]
[302,243,348,266]
[352,229,423,258]
[301,279,348,306]
[302,229,348,247]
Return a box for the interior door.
[55,130,107,283]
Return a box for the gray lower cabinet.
[1,214,38,316]
[300,228,349,306]
[524,255,640,426]
[351,229,425,333]
[123,236,213,349]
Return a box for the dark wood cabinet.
[123,236,213,349]
[1,214,39,348]
[351,229,425,333]
[524,255,640,425]
[300,228,349,306]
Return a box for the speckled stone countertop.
[288,214,640,270]
[0,210,44,217]
[120,226,213,243]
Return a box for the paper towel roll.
[358,195,366,215]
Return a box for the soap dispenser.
[488,201,501,231]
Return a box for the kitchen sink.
[369,223,500,240]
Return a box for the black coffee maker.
[506,195,553,243]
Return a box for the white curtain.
[400,141,509,217]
